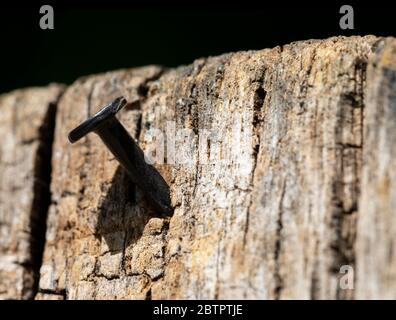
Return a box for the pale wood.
[1,36,396,300]
[356,38,396,299]
[0,84,64,299]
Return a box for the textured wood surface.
[1,36,396,300]
[0,84,64,299]
[356,38,396,299]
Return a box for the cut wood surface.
[0,36,396,299]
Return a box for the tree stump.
[0,36,395,300]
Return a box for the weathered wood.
[38,67,165,299]
[1,36,396,300]
[0,84,64,299]
[356,38,396,299]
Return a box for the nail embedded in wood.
[68,96,172,215]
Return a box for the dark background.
[0,2,395,94]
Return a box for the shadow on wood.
[95,165,173,254]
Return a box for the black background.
[0,2,395,94]
[1,299,393,319]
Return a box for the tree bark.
[1,36,396,300]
